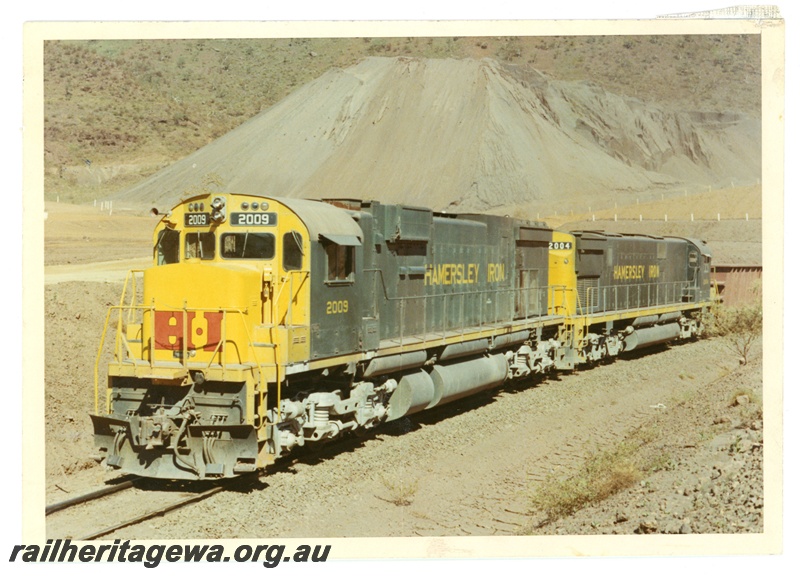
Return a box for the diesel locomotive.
[91,193,712,480]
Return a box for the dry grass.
[530,442,644,522]
[528,422,681,525]
[379,475,419,507]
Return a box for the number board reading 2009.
[185,213,210,227]
[230,212,278,227]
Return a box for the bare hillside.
[43,35,760,203]
[116,57,760,212]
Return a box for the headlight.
[211,196,226,223]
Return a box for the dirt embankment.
[45,281,124,488]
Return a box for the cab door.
[310,235,362,360]
[275,230,311,363]
[685,248,700,303]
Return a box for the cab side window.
[325,242,354,281]
[156,228,180,265]
[283,231,304,271]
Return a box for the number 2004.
[326,300,349,314]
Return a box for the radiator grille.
[577,277,600,313]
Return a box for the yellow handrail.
[93,295,276,419]
[93,307,114,415]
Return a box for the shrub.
[705,303,762,365]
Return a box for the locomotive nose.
[143,262,264,365]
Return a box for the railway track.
[43,365,597,541]
[45,475,253,541]
[46,475,139,515]
[44,425,393,540]
[77,484,230,540]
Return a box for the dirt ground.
[76,339,762,541]
[44,201,154,266]
[40,197,767,543]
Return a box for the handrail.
[360,271,706,346]
[93,298,264,417]
[375,280,570,346]
[584,280,696,316]
[94,307,114,415]
[234,309,279,424]
[94,267,303,432]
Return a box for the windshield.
[185,232,216,260]
[221,233,275,260]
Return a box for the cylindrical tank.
[386,370,436,421]
[623,323,681,352]
[658,311,683,324]
[439,339,489,362]
[429,354,509,407]
[491,330,531,350]
[632,315,659,328]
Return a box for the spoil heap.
[118,57,761,212]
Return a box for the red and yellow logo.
[154,311,223,351]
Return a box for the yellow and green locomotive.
[91,194,712,479]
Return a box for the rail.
[46,476,139,515]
